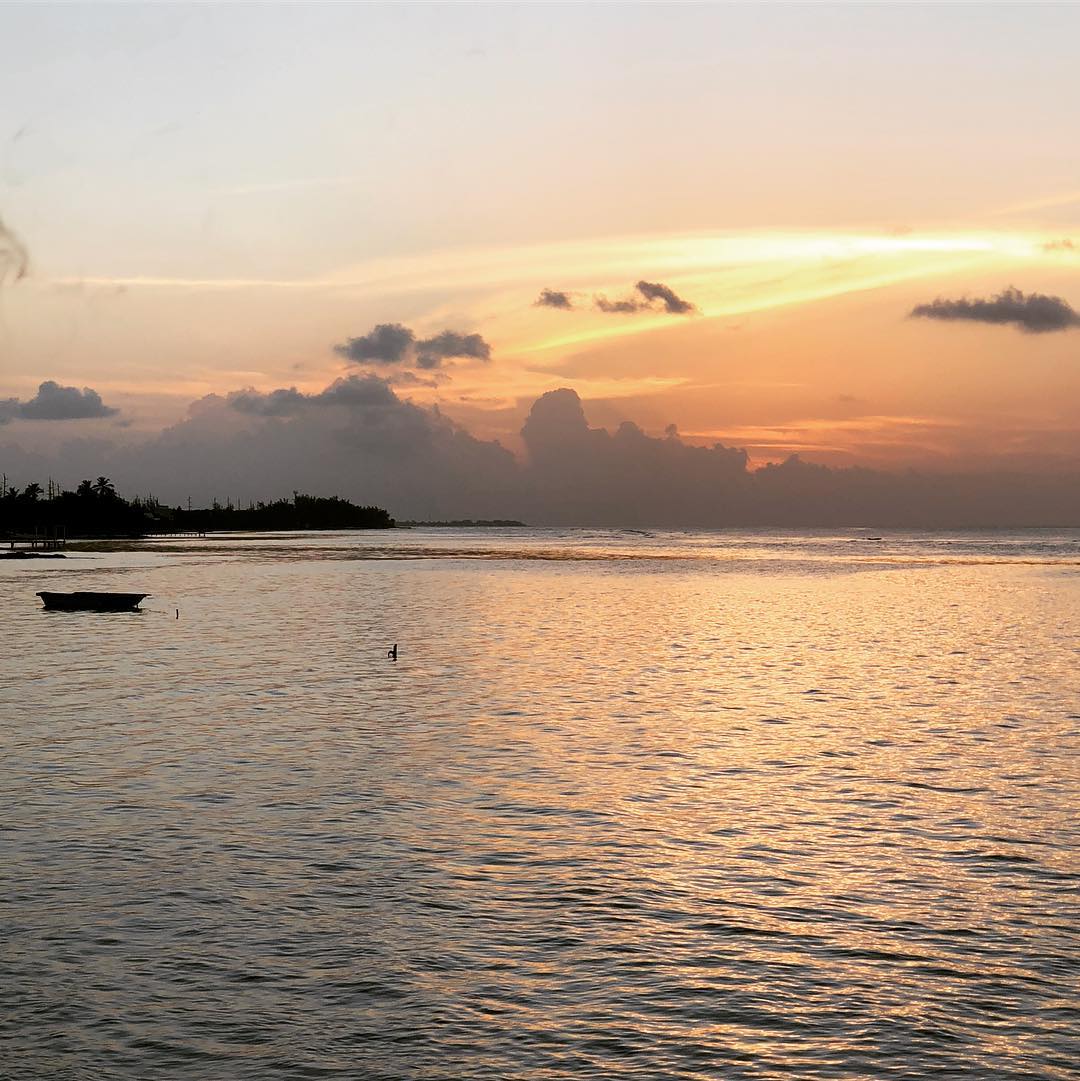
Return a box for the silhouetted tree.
[0,482,393,537]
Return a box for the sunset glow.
[4,10,1080,1080]
[1,2,1079,497]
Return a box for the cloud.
[593,280,697,316]
[634,280,696,314]
[535,288,575,310]
[20,381,120,420]
[0,381,119,423]
[910,287,1080,333]
[227,386,310,417]
[6,382,1080,527]
[537,280,697,316]
[0,213,29,285]
[333,323,415,365]
[415,330,491,369]
[386,370,443,389]
[519,394,1080,527]
[129,376,521,519]
[1042,238,1075,252]
[594,295,642,314]
[228,374,397,416]
[333,323,492,370]
[319,375,400,407]
[521,387,749,524]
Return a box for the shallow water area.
[2,528,1078,1079]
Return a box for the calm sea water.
[2,528,1078,1080]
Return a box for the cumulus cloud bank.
[5,381,1080,527]
[123,375,520,520]
[0,381,118,424]
[910,287,1080,333]
[228,374,399,417]
[333,323,492,369]
[521,388,747,523]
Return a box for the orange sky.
[1,5,1079,471]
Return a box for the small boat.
[37,591,149,611]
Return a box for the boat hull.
[37,591,148,612]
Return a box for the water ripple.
[2,529,1079,1078]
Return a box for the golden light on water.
[4,4,1080,1077]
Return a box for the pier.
[5,525,67,550]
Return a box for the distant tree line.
[0,477,394,537]
[178,493,394,532]
[398,519,526,528]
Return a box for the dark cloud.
[594,295,642,314]
[521,388,748,524]
[593,280,697,316]
[228,387,309,417]
[386,370,443,389]
[415,330,491,369]
[6,381,1080,527]
[333,323,415,365]
[21,381,119,420]
[535,289,575,310]
[228,374,397,416]
[519,391,1080,527]
[319,375,399,408]
[333,323,492,370]
[910,287,1080,333]
[0,213,29,285]
[125,376,522,520]
[635,280,696,314]
[0,381,119,423]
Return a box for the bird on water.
[387,644,398,660]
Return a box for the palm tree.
[76,479,93,498]
[23,482,42,501]
[92,476,115,498]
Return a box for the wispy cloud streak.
[0,213,29,284]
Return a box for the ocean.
[2,528,1078,1079]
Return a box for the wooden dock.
[6,526,67,550]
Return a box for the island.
[0,477,394,541]
[397,519,526,528]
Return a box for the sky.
[2,2,1080,518]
